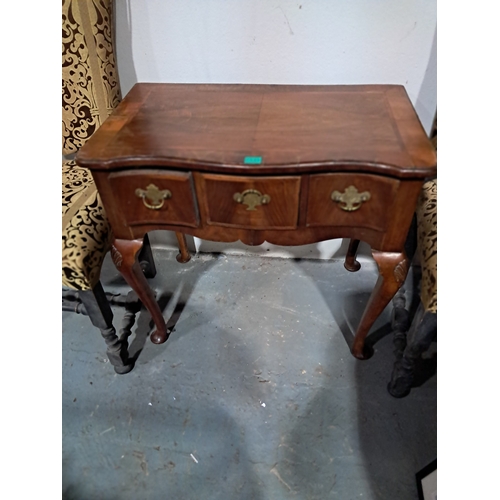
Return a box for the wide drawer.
[306,173,400,231]
[198,174,301,230]
[107,169,199,227]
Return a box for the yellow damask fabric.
[62,161,112,290]
[417,180,437,313]
[62,0,121,289]
[62,0,121,155]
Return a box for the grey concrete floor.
[62,247,436,500]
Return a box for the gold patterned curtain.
[62,0,121,155]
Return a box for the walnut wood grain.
[77,83,436,178]
[196,173,301,230]
[78,83,437,359]
[306,173,400,230]
[107,169,199,228]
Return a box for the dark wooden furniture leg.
[351,249,409,359]
[344,239,361,272]
[138,233,157,278]
[111,238,168,344]
[175,232,191,263]
[389,285,411,361]
[388,305,437,398]
[78,281,134,374]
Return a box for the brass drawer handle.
[135,184,172,210]
[331,185,371,212]
[233,189,271,211]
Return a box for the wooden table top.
[77,83,436,178]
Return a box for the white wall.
[114,0,436,260]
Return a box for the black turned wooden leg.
[78,281,134,375]
[118,291,142,344]
[138,233,157,279]
[390,286,411,362]
[344,239,361,272]
[387,305,437,398]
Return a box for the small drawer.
[108,169,199,227]
[198,174,301,230]
[306,173,400,231]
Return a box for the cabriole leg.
[351,249,409,360]
[175,232,191,263]
[344,239,361,272]
[111,238,168,345]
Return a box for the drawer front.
[306,173,400,231]
[108,169,199,227]
[199,174,301,230]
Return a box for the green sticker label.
[243,156,262,164]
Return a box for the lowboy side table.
[77,83,436,359]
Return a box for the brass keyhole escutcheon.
[135,184,172,210]
[233,189,271,211]
[331,185,371,212]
